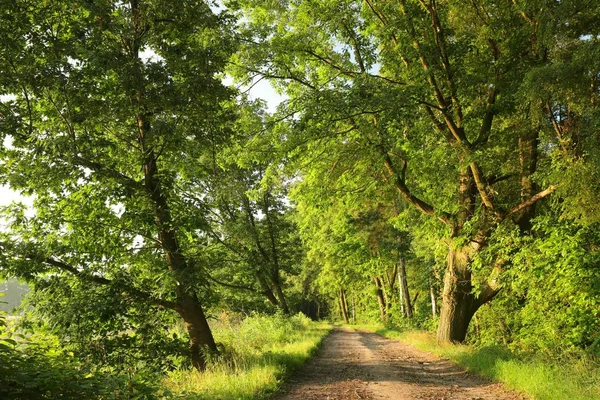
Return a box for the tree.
[231,0,600,343]
[205,163,302,314]
[0,0,237,369]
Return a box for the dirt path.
[273,328,527,400]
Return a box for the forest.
[0,0,599,399]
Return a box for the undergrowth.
[352,323,600,400]
[165,312,331,399]
[1,302,330,400]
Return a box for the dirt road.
[273,328,527,400]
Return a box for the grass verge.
[165,313,331,399]
[351,323,600,400]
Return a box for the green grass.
[164,313,331,399]
[351,323,600,400]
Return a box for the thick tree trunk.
[436,247,480,343]
[176,293,218,370]
[130,1,217,370]
[373,277,387,322]
[398,258,412,319]
[136,104,217,369]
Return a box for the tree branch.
[38,256,177,309]
[419,0,464,126]
[72,156,143,192]
[474,40,500,146]
[399,0,468,145]
[239,65,317,90]
[205,273,257,293]
[469,162,496,211]
[380,147,451,224]
[504,185,557,220]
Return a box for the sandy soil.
[272,328,528,400]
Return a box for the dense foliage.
[229,0,600,353]
[0,0,599,397]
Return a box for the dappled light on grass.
[164,313,331,399]
[354,324,600,400]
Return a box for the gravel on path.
[273,328,528,400]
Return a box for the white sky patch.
[223,75,286,113]
[0,186,33,209]
[130,235,145,253]
[139,47,165,64]
[3,136,14,149]
[0,185,36,229]
[247,79,286,113]
[109,202,126,218]
[0,94,16,103]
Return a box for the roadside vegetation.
[1,307,329,399]
[1,0,600,399]
[165,313,330,399]
[353,322,600,400]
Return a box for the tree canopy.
[0,0,599,386]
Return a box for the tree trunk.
[398,258,412,318]
[373,277,387,322]
[429,276,437,317]
[516,129,539,232]
[397,268,405,316]
[270,274,290,314]
[255,272,279,307]
[176,293,218,370]
[263,192,290,314]
[436,247,479,343]
[382,278,391,317]
[339,288,350,324]
[130,1,217,370]
[351,293,356,323]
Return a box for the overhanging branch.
[35,255,177,309]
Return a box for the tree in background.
[204,163,303,314]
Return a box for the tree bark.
[176,294,218,370]
[516,129,539,232]
[429,276,437,317]
[351,293,356,323]
[398,258,412,319]
[373,276,387,322]
[436,246,480,343]
[339,288,350,324]
[255,271,279,307]
[270,274,290,314]
[398,268,405,316]
[263,193,290,314]
[129,0,218,370]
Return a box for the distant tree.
[205,163,303,314]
